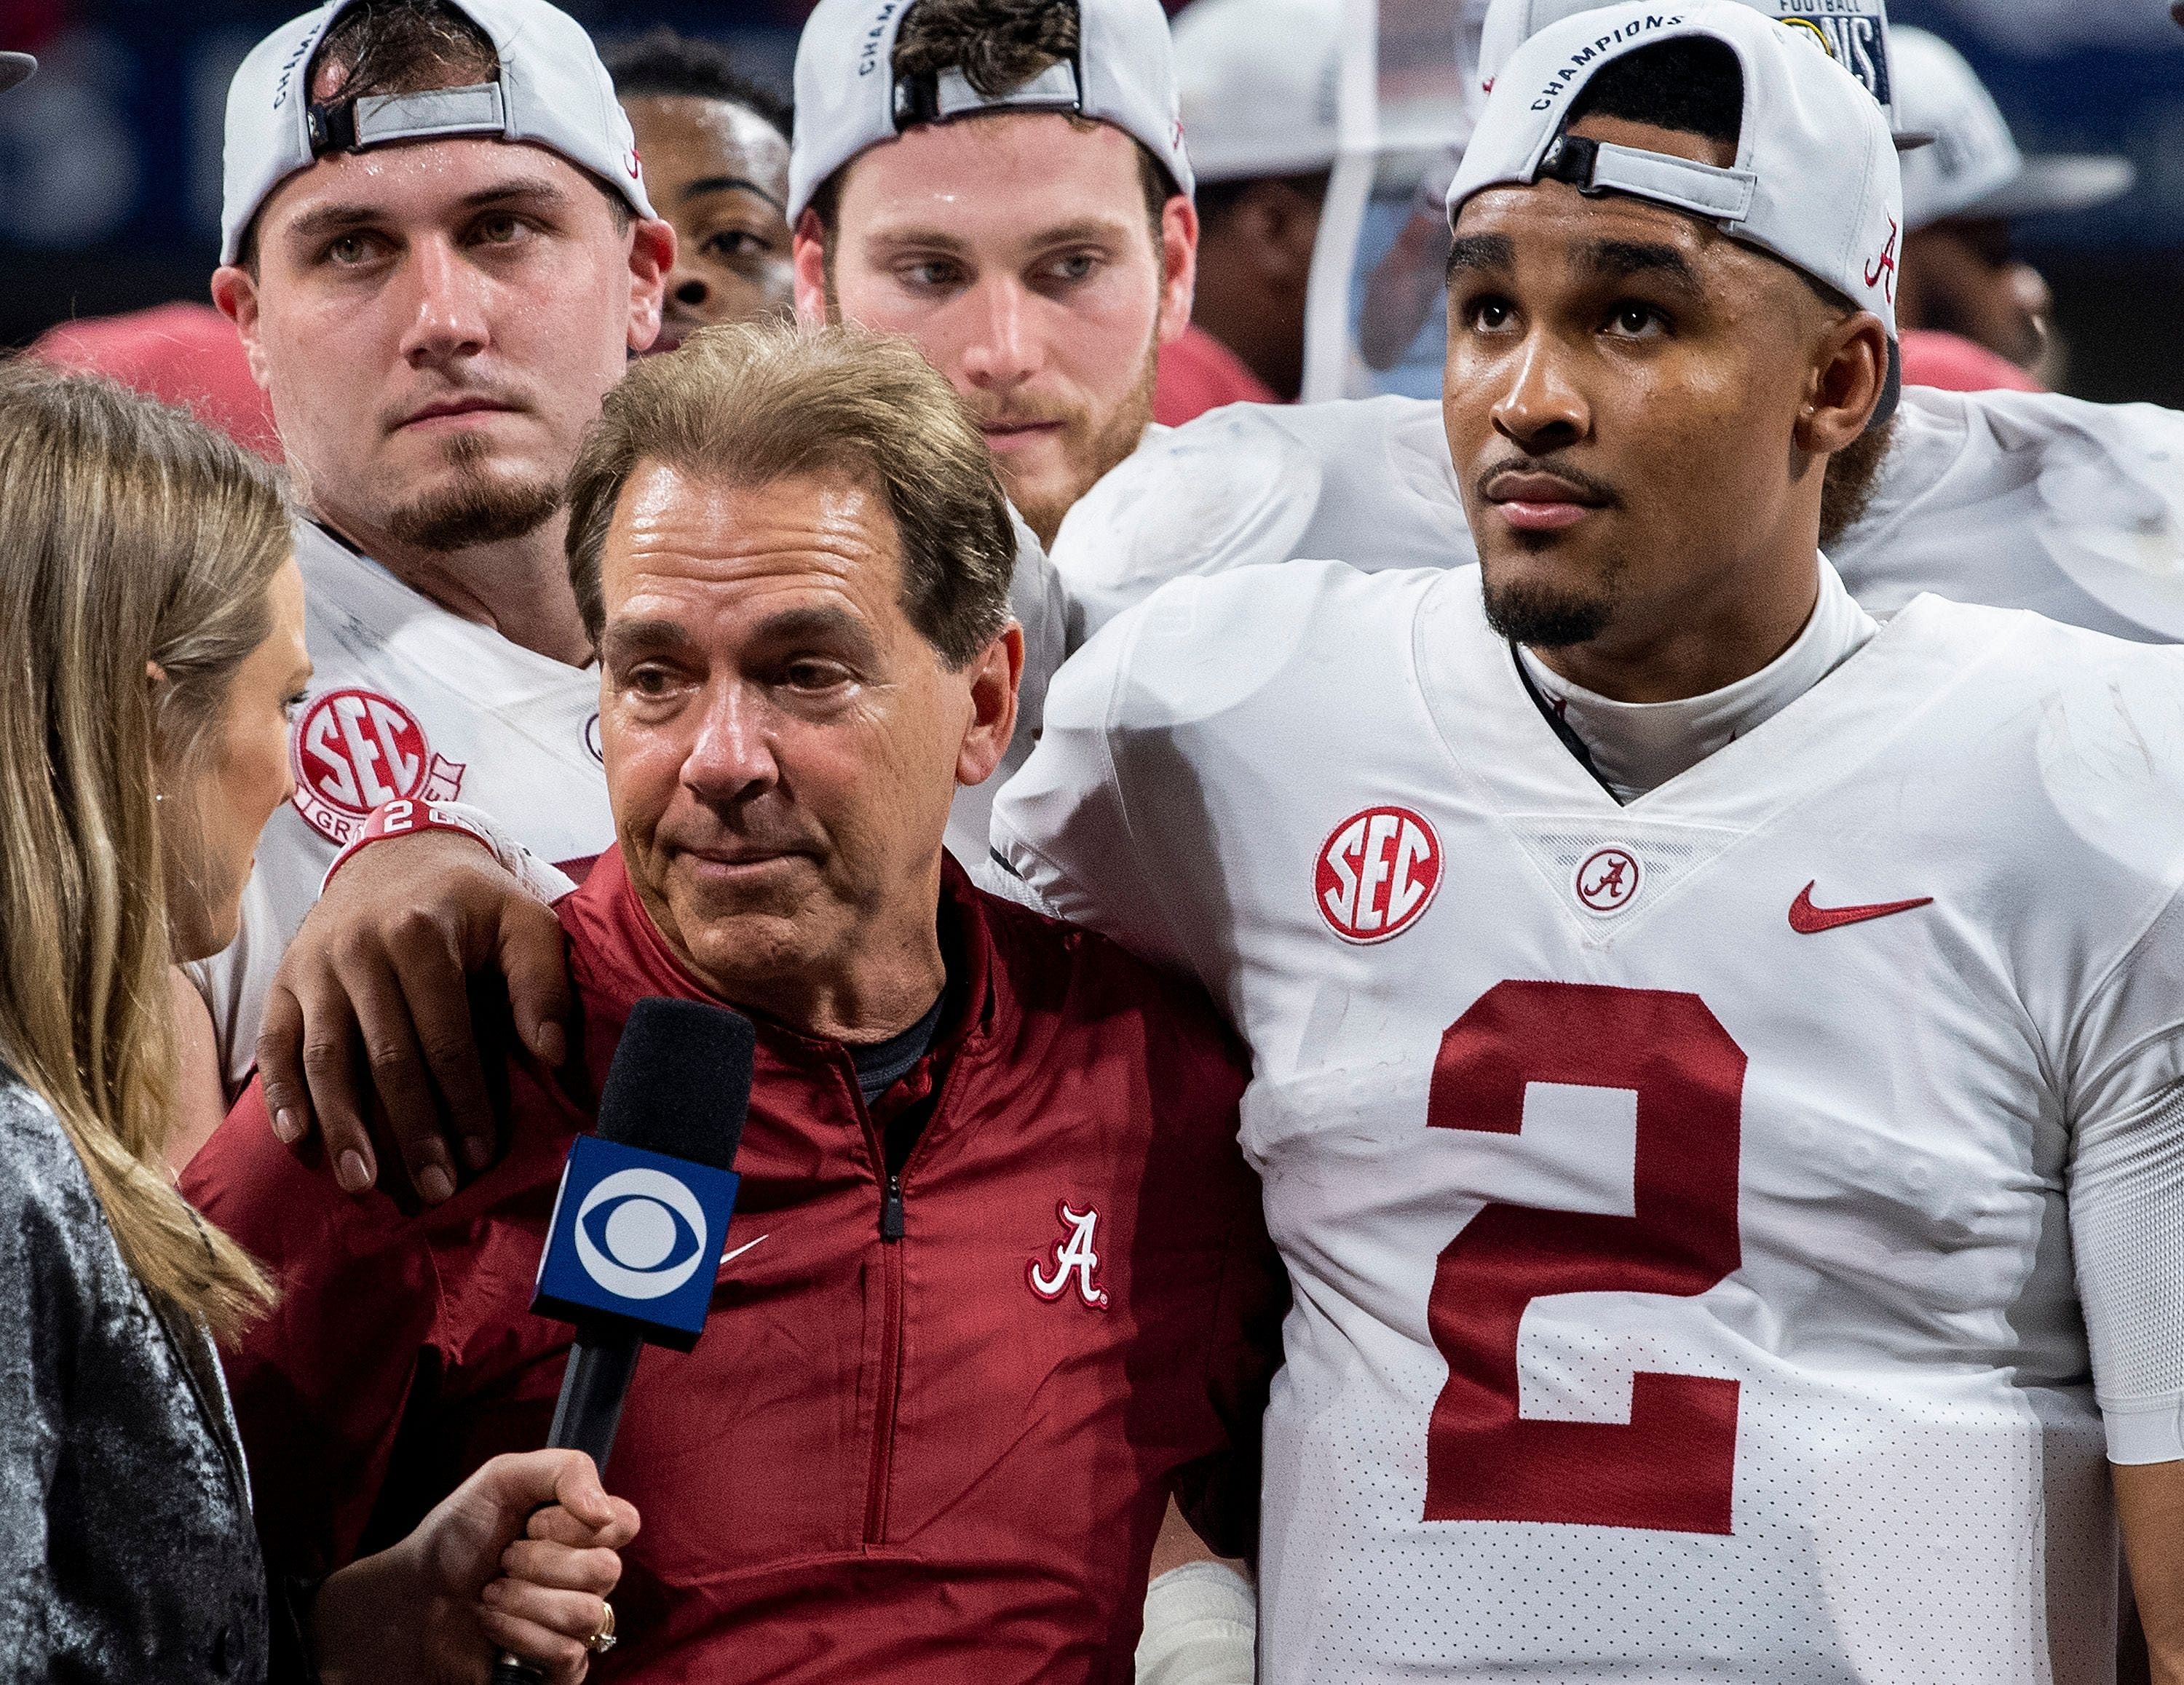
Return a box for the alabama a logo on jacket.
[1028,1201,1109,1310]
[291,688,467,846]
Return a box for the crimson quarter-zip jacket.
[186,850,1286,1682]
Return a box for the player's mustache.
[1476,453,1621,509]
[965,397,1078,432]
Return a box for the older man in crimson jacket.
[184,322,1284,1681]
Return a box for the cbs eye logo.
[574,1168,711,1299]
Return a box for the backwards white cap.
[1465,0,1904,138]
[787,0,1192,223]
[1451,0,1903,423]
[1891,25,2132,229]
[221,0,655,267]
[1171,0,1342,183]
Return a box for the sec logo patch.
[1318,806,1441,943]
[291,689,466,845]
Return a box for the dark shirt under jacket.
[0,1074,269,1685]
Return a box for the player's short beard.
[1818,413,1897,550]
[1481,561,1621,649]
[384,432,562,552]
[1004,340,1160,548]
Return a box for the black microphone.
[492,996,756,1684]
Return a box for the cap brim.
[1971,154,2135,220]
[0,53,36,94]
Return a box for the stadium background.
[1,0,2180,408]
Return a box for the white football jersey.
[189,520,614,1090]
[1049,386,2184,645]
[994,560,2184,1683]
[192,515,1071,1090]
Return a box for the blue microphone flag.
[534,1134,740,1349]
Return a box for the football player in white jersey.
[997,6,2184,1678]
[196,0,675,1152]
[195,0,1072,1165]
[1049,0,2184,649]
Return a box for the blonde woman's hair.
[0,362,284,1340]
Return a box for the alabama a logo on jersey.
[291,688,467,845]
[1028,1201,1110,1309]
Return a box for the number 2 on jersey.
[1424,980,1746,1533]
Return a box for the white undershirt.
[1516,557,1878,804]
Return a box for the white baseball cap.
[1451,0,1903,422]
[1465,0,1906,138]
[1171,0,1342,183]
[787,0,1192,223]
[1891,26,2132,229]
[0,52,34,95]
[221,0,655,267]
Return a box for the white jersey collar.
[1515,558,1878,805]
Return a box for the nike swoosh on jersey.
[716,1234,769,1275]
[1788,882,1934,935]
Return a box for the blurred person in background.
[604,28,795,352]
[31,304,280,460]
[1164,0,1340,408]
[1891,25,2134,392]
[0,362,635,1685]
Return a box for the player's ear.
[792,210,831,328]
[1157,194,1199,346]
[955,622,1024,791]
[626,217,675,354]
[210,265,274,392]
[1796,309,1889,458]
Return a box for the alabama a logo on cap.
[290,688,466,845]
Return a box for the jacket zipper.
[859,1019,969,1546]
[864,1159,909,1542]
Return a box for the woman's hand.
[312,1448,640,1684]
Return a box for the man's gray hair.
[566,321,1017,667]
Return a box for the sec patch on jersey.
[290,687,465,846]
[1318,806,1443,943]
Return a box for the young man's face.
[214,132,671,555]
[1441,113,1882,670]
[623,92,794,352]
[796,111,1196,546]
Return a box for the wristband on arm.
[1135,1561,1257,1685]
[321,800,578,905]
